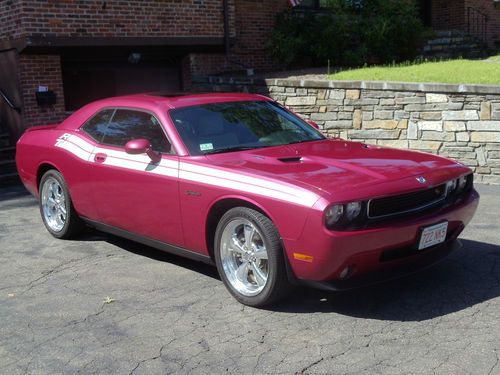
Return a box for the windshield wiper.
[203,145,264,155]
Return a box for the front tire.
[214,207,292,307]
[39,170,84,239]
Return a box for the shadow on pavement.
[0,184,31,203]
[81,229,500,320]
[271,239,500,320]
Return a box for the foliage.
[267,0,425,68]
[329,57,500,85]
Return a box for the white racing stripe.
[54,133,320,207]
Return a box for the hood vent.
[278,156,303,163]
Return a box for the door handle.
[94,153,107,163]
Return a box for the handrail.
[0,89,21,114]
[467,7,488,44]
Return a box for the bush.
[267,0,425,69]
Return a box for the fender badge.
[416,176,426,184]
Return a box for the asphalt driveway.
[0,184,499,374]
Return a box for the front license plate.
[418,221,448,250]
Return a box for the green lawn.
[329,57,500,85]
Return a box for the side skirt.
[82,218,214,265]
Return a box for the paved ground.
[0,184,499,375]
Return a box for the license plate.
[418,221,448,250]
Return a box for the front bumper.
[300,237,462,291]
[284,189,479,285]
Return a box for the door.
[81,108,184,246]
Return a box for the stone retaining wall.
[193,77,500,184]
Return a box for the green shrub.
[267,0,425,68]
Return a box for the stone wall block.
[286,96,316,106]
[467,121,500,131]
[353,109,362,129]
[329,89,346,100]
[444,121,466,132]
[426,93,448,103]
[418,121,443,131]
[363,120,399,130]
[345,89,360,100]
[374,110,394,120]
[407,121,418,140]
[324,120,353,129]
[443,110,479,121]
[471,132,500,143]
[349,129,401,139]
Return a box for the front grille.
[368,184,447,219]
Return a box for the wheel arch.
[205,196,276,261]
[36,162,61,193]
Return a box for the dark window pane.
[103,109,171,153]
[80,109,114,143]
[169,101,324,156]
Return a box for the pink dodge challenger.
[16,93,479,306]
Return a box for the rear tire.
[39,170,84,239]
[214,207,292,307]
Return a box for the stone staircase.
[423,30,489,59]
[0,131,19,187]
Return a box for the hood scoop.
[278,156,303,163]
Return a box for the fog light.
[339,265,354,280]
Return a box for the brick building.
[424,0,500,47]
[0,0,289,145]
[0,0,499,149]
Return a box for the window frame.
[79,106,176,155]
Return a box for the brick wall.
[0,0,22,39]
[465,0,500,48]
[185,0,288,85]
[431,0,500,48]
[19,55,66,127]
[0,0,236,40]
[193,77,500,185]
[432,0,466,30]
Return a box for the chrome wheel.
[40,177,67,232]
[219,218,269,296]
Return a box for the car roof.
[95,92,273,109]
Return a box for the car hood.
[205,139,470,202]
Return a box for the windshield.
[169,100,325,156]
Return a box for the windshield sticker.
[200,143,214,151]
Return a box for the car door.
[84,108,184,247]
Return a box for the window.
[169,101,324,156]
[102,109,172,153]
[80,109,115,143]
[80,108,172,153]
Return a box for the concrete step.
[0,133,11,148]
[0,172,20,187]
[0,146,15,159]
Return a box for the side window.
[102,109,172,153]
[80,109,115,143]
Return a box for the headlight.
[325,204,343,228]
[345,202,362,221]
[445,179,457,195]
[324,201,366,229]
[457,175,468,193]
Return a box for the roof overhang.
[0,36,232,54]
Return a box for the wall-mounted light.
[128,53,141,64]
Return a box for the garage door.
[62,59,181,111]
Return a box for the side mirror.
[125,138,161,163]
[306,119,319,129]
